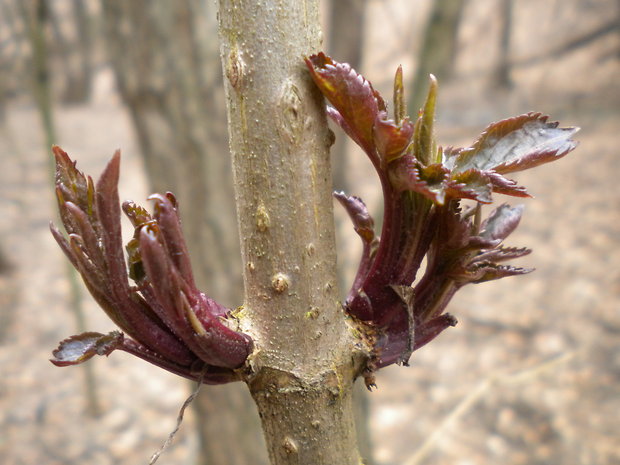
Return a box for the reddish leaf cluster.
[306,53,578,367]
[48,54,578,383]
[50,147,251,383]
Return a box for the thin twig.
[148,369,206,465]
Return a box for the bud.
[50,146,252,383]
[306,54,578,369]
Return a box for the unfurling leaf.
[305,52,385,159]
[485,170,530,198]
[447,113,579,174]
[50,148,252,383]
[373,116,414,163]
[447,169,493,204]
[307,53,577,368]
[480,204,524,241]
[51,331,124,366]
[455,262,533,284]
[334,192,376,245]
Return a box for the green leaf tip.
[393,65,406,123]
[414,74,438,166]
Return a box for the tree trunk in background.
[326,2,375,463]
[48,0,94,103]
[493,0,514,89]
[408,0,465,114]
[217,0,365,463]
[326,0,366,193]
[101,2,267,464]
[19,0,101,416]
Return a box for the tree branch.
[217,1,366,464]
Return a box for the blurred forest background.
[0,1,618,464]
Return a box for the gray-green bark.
[217,1,366,464]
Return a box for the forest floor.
[1,1,619,464]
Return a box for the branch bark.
[217,1,366,464]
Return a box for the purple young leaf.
[88,154,196,366]
[53,146,97,222]
[474,246,531,263]
[480,204,524,241]
[455,262,533,284]
[413,313,458,352]
[373,114,414,163]
[450,113,579,175]
[123,200,153,227]
[485,171,531,198]
[51,331,124,367]
[447,169,493,204]
[375,311,458,368]
[388,154,450,203]
[149,193,196,286]
[305,53,386,160]
[334,192,376,245]
[138,222,251,369]
[389,284,415,365]
[334,192,381,315]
